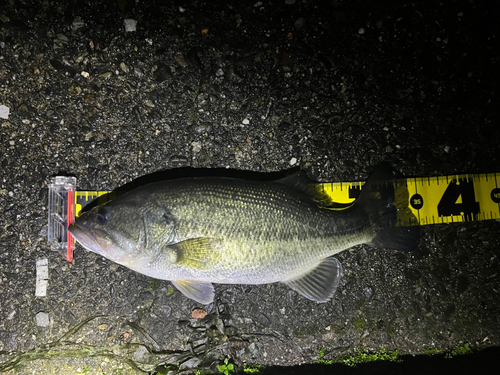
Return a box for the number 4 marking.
[437,179,480,221]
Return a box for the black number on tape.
[411,194,424,210]
[492,188,500,203]
[437,179,480,220]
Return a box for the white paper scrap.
[35,258,49,297]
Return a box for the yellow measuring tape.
[75,191,116,217]
[318,173,500,225]
[75,172,500,225]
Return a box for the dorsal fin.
[275,171,352,209]
[275,171,314,193]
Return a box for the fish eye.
[96,209,110,223]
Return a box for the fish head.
[69,196,174,267]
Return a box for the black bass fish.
[69,164,419,304]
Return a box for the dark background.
[0,0,499,374]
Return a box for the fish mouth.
[68,223,109,255]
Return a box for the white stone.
[0,105,9,119]
[36,312,50,327]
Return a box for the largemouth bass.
[69,164,419,304]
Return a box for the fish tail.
[356,163,420,252]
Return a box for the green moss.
[446,343,472,358]
[243,363,262,373]
[342,347,399,367]
[316,348,333,365]
[424,347,441,356]
[316,359,333,365]
[353,316,366,331]
[425,343,472,359]
[243,369,260,374]
[148,279,160,291]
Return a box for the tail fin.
[356,163,420,252]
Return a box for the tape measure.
[320,173,500,225]
[48,172,500,261]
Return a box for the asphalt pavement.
[0,1,499,374]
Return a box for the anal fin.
[172,280,214,305]
[283,257,342,302]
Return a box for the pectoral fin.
[169,238,220,270]
[172,280,214,305]
[283,257,342,302]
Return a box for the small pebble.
[175,54,188,67]
[191,309,207,319]
[294,17,305,28]
[98,72,112,79]
[72,17,85,31]
[36,312,50,327]
[120,62,129,73]
[68,85,82,96]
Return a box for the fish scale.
[132,181,367,280]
